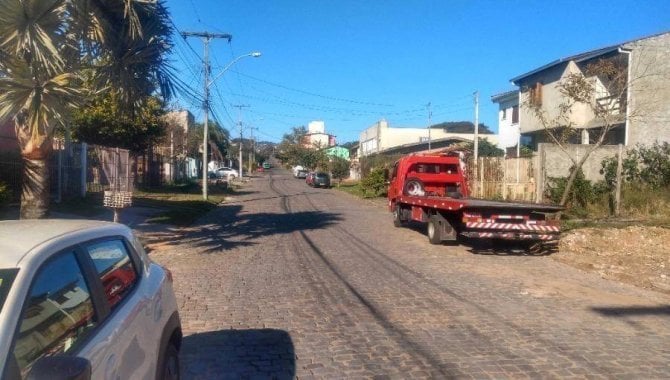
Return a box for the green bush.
[600,142,670,189]
[360,167,388,198]
[545,168,607,216]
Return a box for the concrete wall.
[535,142,621,201]
[624,32,670,146]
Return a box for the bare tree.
[525,55,637,206]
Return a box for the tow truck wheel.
[404,178,425,196]
[427,216,442,244]
[393,204,404,227]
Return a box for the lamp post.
[201,51,261,200]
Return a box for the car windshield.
[316,173,328,178]
[0,269,18,313]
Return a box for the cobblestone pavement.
[150,170,670,379]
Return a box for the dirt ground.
[555,226,670,295]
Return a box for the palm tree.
[0,0,173,218]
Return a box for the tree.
[72,94,166,152]
[524,56,630,206]
[329,157,350,185]
[0,0,174,218]
[465,138,505,157]
[186,121,229,162]
[431,121,494,134]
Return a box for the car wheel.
[427,216,442,245]
[160,342,180,380]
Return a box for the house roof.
[490,90,518,103]
[510,30,670,84]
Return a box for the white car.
[215,167,238,179]
[0,220,181,380]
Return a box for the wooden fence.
[467,157,536,202]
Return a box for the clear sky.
[165,0,669,144]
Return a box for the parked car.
[292,165,305,177]
[215,167,238,179]
[307,172,331,188]
[0,220,182,380]
[296,169,309,179]
[262,162,271,169]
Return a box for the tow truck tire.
[404,178,425,196]
[393,204,404,227]
[427,216,442,244]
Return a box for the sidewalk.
[1,204,175,246]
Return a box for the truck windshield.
[0,269,18,314]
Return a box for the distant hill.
[431,121,494,134]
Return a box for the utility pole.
[474,91,480,162]
[181,31,232,200]
[232,104,250,178]
[426,102,432,151]
[248,126,258,174]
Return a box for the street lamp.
[202,51,261,200]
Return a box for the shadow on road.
[591,305,670,317]
[181,328,295,380]
[146,204,342,253]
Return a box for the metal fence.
[0,140,171,202]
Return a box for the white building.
[490,90,520,151]
[302,120,336,148]
[359,119,498,157]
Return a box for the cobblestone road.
[150,170,670,379]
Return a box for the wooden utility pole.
[427,102,432,151]
[474,91,479,162]
[232,104,250,178]
[181,31,232,200]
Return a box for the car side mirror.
[27,356,91,380]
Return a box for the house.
[161,109,196,180]
[490,90,520,153]
[511,31,670,149]
[359,119,498,157]
[302,121,336,149]
[325,146,350,160]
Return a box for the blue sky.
[165,0,670,144]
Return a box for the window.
[0,269,18,313]
[13,252,97,375]
[512,105,519,124]
[529,82,543,106]
[501,108,507,120]
[85,240,138,310]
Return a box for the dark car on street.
[307,172,331,188]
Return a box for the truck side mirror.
[27,356,92,380]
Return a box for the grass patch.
[135,181,235,225]
[51,194,107,217]
[333,181,367,198]
[561,217,670,232]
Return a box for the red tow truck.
[388,152,562,245]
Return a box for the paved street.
[150,170,670,379]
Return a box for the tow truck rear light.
[462,212,482,223]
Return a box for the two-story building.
[511,31,670,149]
